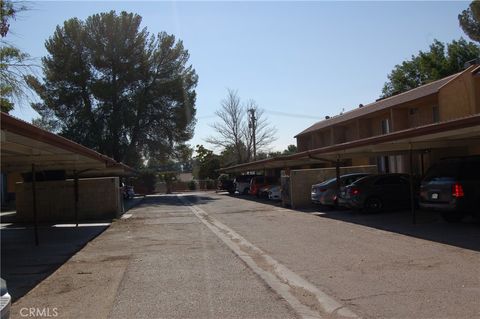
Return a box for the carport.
[220,114,480,221]
[1,113,135,245]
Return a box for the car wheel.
[442,211,465,223]
[363,197,383,213]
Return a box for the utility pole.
[248,108,256,161]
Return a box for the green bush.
[188,180,196,190]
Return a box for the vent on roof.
[359,104,364,108]
[464,58,480,69]
[325,116,330,120]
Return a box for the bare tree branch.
[206,89,277,164]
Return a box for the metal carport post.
[31,164,39,246]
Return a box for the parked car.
[342,173,414,213]
[311,173,372,209]
[268,185,281,201]
[122,185,135,199]
[259,184,279,198]
[234,175,257,194]
[419,156,480,222]
[1,278,11,319]
[249,176,278,197]
[217,178,235,194]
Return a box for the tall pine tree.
[28,11,198,167]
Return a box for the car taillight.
[452,183,464,198]
[349,187,360,196]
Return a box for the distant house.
[178,172,194,182]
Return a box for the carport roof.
[1,112,135,177]
[220,114,480,173]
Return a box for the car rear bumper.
[337,197,349,207]
[419,201,457,212]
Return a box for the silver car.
[311,173,371,209]
[1,278,11,319]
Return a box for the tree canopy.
[381,38,480,97]
[459,0,480,43]
[193,145,220,180]
[28,11,198,167]
[1,0,34,113]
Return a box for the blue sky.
[8,1,471,152]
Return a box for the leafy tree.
[252,145,298,160]
[194,145,220,180]
[136,169,158,194]
[0,0,26,37]
[219,143,245,167]
[381,38,480,97]
[206,89,277,164]
[1,0,35,113]
[158,171,177,194]
[459,1,480,43]
[282,144,297,155]
[27,11,198,167]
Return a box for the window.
[381,118,390,135]
[375,176,405,185]
[432,106,440,123]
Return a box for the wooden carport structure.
[220,114,480,222]
[1,112,135,244]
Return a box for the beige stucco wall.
[438,72,476,121]
[289,165,378,208]
[16,177,121,222]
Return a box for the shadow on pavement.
[217,192,480,253]
[135,193,220,207]
[1,195,146,301]
[1,223,109,301]
[312,208,480,253]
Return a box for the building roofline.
[1,112,123,168]
[221,114,480,172]
[294,65,479,138]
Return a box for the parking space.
[0,196,145,302]
[181,192,480,318]
[217,190,480,252]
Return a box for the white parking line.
[178,195,359,319]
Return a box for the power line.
[263,109,323,120]
[198,110,322,121]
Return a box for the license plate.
[431,193,439,200]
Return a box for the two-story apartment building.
[294,64,480,175]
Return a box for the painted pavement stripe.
[178,195,359,319]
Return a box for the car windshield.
[235,176,252,183]
[350,175,372,186]
[423,162,460,182]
